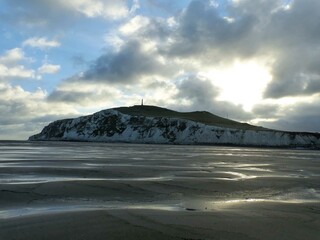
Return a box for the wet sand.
[0,141,319,239]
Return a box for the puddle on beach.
[0,175,174,184]
[0,202,182,219]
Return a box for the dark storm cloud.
[48,90,91,103]
[230,0,282,17]
[260,0,320,98]
[166,0,257,60]
[175,75,219,106]
[82,41,169,83]
[47,88,118,106]
[305,78,320,94]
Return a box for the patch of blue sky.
[212,0,231,17]
[136,0,192,18]
[0,24,25,51]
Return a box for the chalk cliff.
[29,106,320,148]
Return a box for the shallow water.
[0,141,320,218]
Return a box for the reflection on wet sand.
[1,187,319,220]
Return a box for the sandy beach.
[0,141,319,239]
[1,203,319,240]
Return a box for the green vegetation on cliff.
[115,105,267,131]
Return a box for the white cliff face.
[29,109,320,148]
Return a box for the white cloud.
[167,17,178,28]
[104,15,151,50]
[23,37,61,49]
[0,82,45,101]
[119,16,150,36]
[2,0,135,32]
[104,33,125,51]
[0,65,35,79]
[0,48,36,80]
[58,0,130,19]
[0,48,25,66]
[0,82,78,140]
[38,63,61,74]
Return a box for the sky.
[0,0,320,140]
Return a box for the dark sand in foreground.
[1,203,319,240]
[0,141,319,239]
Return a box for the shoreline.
[26,139,320,150]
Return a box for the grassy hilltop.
[115,105,267,131]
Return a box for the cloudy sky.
[1,0,319,140]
